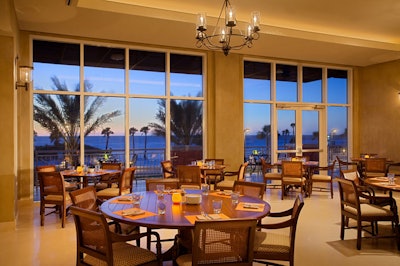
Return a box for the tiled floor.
[1,179,400,266]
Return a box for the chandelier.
[195,0,260,56]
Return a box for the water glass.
[156,184,165,194]
[201,184,209,196]
[132,193,141,209]
[157,197,166,215]
[387,173,395,185]
[212,199,222,214]
[231,191,240,204]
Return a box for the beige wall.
[358,60,400,161]
[0,0,18,226]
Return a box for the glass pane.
[303,67,322,103]
[277,109,296,152]
[33,93,81,168]
[170,54,203,97]
[276,64,297,102]
[328,106,348,162]
[84,45,125,94]
[130,98,166,177]
[129,50,166,95]
[328,69,348,104]
[170,99,203,165]
[84,96,125,166]
[302,110,319,161]
[33,40,80,92]
[244,61,271,101]
[244,103,271,162]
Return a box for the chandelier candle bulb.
[197,13,207,30]
[225,5,236,26]
[251,11,260,31]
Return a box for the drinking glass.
[132,193,141,210]
[156,184,165,194]
[212,199,222,214]
[201,184,209,196]
[387,172,395,185]
[231,191,240,204]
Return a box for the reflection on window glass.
[33,40,80,91]
[328,69,348,104]
[170,54,203,97]
[276,64,297,102]
[130,98,166,167]
[84,96,125,165]
[84,45,125,94]
[170,99,203,165]
[244,103,271,161]
[303,67,322,103]
[244,61,271,101]
[328,106,348,162]
[129,50,166,95]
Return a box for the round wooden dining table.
[100,189,271,230]
[363,176,400,197]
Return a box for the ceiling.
[13,0,400,67]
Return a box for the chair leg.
[40,202,45,226]
[330,181,333,199]
[357,220,362,250]
[340,215,345,240]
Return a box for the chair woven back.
[238,162,249,181]
[336,156,358,173]
[364,158,387,174]
[282,161,303,177]
[233,180,265,199]
[36,165,57,172]
[70,206,113,265]
[146,178,179,191]
[341,169,362,186]
[337,178,360,209]
[176,165,202,188]
[70,186,99,211]
[101,162,123,170]
[119,167,136,194]
[191,219,257,266]
[161,160,175,179]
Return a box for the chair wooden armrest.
[258,218,295,230]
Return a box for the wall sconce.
[16,65,33,91]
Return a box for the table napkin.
[113,208,157,220]
[235,202,265,212]
[185,213,230,224]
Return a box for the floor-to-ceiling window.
[33,39,204,182]
[244,59,351,166]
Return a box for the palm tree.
[101,127,114,151]
[34,76,121,165]
[256,124,271,156]
[129,127,138,151]
[148,98,203,145]
[140,126,149,159]
[290,123,296,144]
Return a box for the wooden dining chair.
[95,162,123,190]
[38,171,72,228]
[37,165,78,191]
[233,180,266,199]
[145,178,179,191]
[309,160,336,198]
[203,158,225,185]
[176,165,202,189]
[176,219,257,266]
[70,186,140,236]
[260,158,281,189]
[215,162,249,191]
[363,158,387,178]
[70,206,162,266]
[336,178,399,250]
[253,195,304,266]
[96,167,136,200]
[281,161,306,200]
